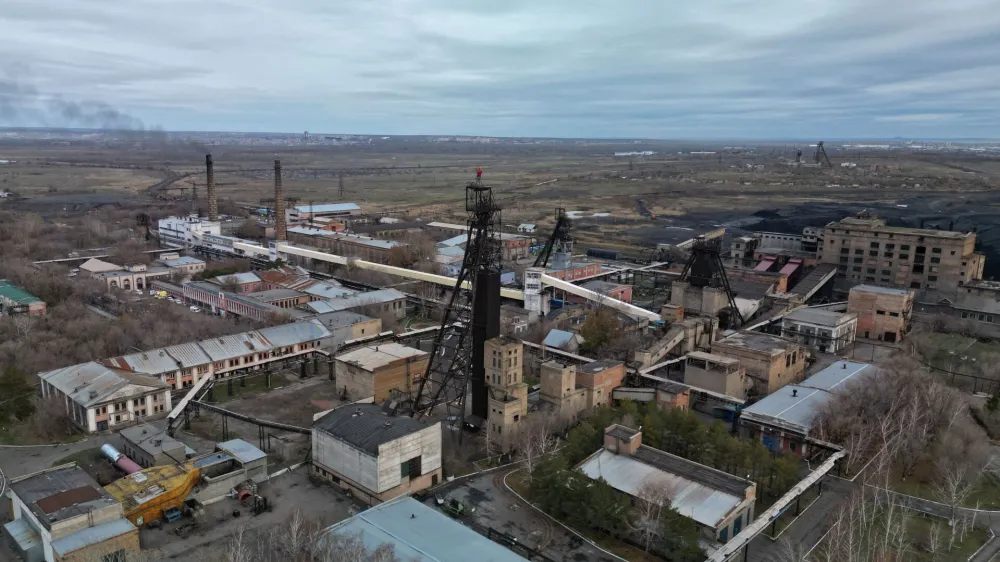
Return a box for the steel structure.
[533,208,572,268]
[815,141,832,167]
[679,236,745,328]
[412,172,502,428]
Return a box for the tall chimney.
[274,159,287,241]
[206,154,218,221]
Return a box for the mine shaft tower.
[412,169,502,429]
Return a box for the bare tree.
[516,412,559,478]
[627,477,675,552]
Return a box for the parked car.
[149,290,156,296]
[70,268,80,273]
[189,306,202,313]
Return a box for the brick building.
[287,227,406,264]
[485,337,529,452]
[334,343,429,401]
[848,284,914,342]
[819,213,985,294]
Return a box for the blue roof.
[740,361,872,434]
[50,519,136,556]
[320,496,528,562]
[543,329,577,348]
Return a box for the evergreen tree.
[0,365,36,421]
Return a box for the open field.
[4,136,1000,273]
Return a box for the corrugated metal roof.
[228,272,261,284]
[104,349,179,374]
[320,496,529,562]
[543,329,577,348]
[50,518,136,556]
[437,246,465,257]
[304,282,358,300]
[9,466,119,530]
[246,288,306,302]
[311,289,405,313]
[0,280,42,304]
[312,311,373,329]
[163,342,211,368]
[197,332,269,362]
[783,308,855,326]
[577,449,745,528]
[257,322,331,348]
[217,439,267,463]
[160,257,204,267]
[39,362,167,407]
[294,203,360,213]
[740,361,872,434]
[438,234,468,247]
[305,301,337,314]
[3,519,41,552]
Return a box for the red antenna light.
[476,167,483,179]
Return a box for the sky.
[1,0,999,139]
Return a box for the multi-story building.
[485,337,529,452]
[3,465,140,562]
[683,352,748,398]
[780,308,858,353]
[287,227,405,264]
[819,213,985,294]
[156,215,222,248]
[159,256,206,277]
[712,332,807,396]
[38,362,173,432]
[312,404,443,505]
[311,311,383,351]
[848,285,914,343]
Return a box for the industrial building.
[244,288,311,309]
[209,271,263,293]
[157,256,206,277]
[79,260,171,291]
[302,288,407,319]
[288,202,360,222]
[156,215,222,249]
[780,308,858,353]
[538,359,627,420]
[0,280,46,316]
[712,332,807,396]
[576,425,756,544]
[101,321,331,390]
[683,352,748,398]
[485,337,529,451]
[312,404,442,505]
[3,465,140,562]
[287,227,405,264]
[120,424,189,468]
[335,342,428,401]
[819,212,985,294]
[317,496,528,561]
[311,311,383,350]
[38,363,172,433]
[847,285,914,342]
[740,361,872,455]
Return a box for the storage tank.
[101,444,142,474]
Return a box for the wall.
[711,342,806,395]
[335,355,428,402]
[312,430,380,493]
[848,290,913,342]
[56,528,140,562]
[375,424,442,494]
[780,317,857,353]
[683,362,746,398]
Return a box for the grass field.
[922,332,1000,392]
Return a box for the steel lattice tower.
[412,173,501,428]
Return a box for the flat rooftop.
[336,342,427,371]
[10,466,119,530]
[579,359,625,374]
[314,403,431,455]
[119,423,185,459]
[850,284,912,296]
[714,331,799,355]
[783,308,856,326]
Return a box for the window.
[840,247,849,254]
[870,242,879,248]
[876,310,886,315]
[867,268,876,274]
[889,312,900,317]
[865,276,875,282]
[913,264,924,273]
[884,252,894,258]
[882,269,891,275]
[916,246,926,254]
[911,281,921,288]
[928,275,938,281]
[901,244,910,250]
[885,243,895,250]
[900,254,909,260]
[869,250,879,257]
[840,257,848,264]
[854,258,863,264]
[855,249,864,255]
[785,355,790,367]
[915,254,925,264]
[881,278,891,284]
[932,247,942,254]
[931,257,940,264]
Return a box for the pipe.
[101,444,142,474]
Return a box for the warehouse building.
[3,465,139,562]
[303,288,407,319]
[157,256,206,277]
[576,425,756,545]
[334,343,428,401]
[38,363,172,433]
[310,311,383,350]
[120,423,189,468]
[0,280,46,316]
[312,404,442,505]
[288,203,360,222]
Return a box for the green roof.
[0,281,42,305]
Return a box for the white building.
[312,403,443,505]
[780,308,858,353]
[156,216,222,248]
[289,203,361,222]
[38,362,173,433]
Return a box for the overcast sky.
[2,0,999,139]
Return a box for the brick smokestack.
[274,159,287,241]
[206,154,218,221]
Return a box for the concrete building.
[730,236,760,267]
[485,337,529,452]
[311,311,383,350]
[500,304,533,337]
[780,308,858,353]
[120,424,188,468]
[947,280,1000,327]
[312,404,443,505]
[156,215,222,248]
[2,465,139,562]
[683,352,748,398]
[436,231,531,262]
[158,256,206,277]
[210,271,263,293]
[215,439,269,483]
[819,213,985,294]
[0,280,46,316]
[317,496,528,561]
[94,264,171,291]
[670,280,731,316]
[539,358,626,420]
[576,425,756,544]
[758,232,803,251]
[741,361,872,455]
[578,280,632,304]
[348,221,428,240]
[38,363,172,433]
[183,281,313,322]
[542,329,584,352]
[712,332,807,396]
[546,261,603,282]
[848,285,914,343]
[575,360,627,407]
[287,227,405,265]
[334,343,429,401]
